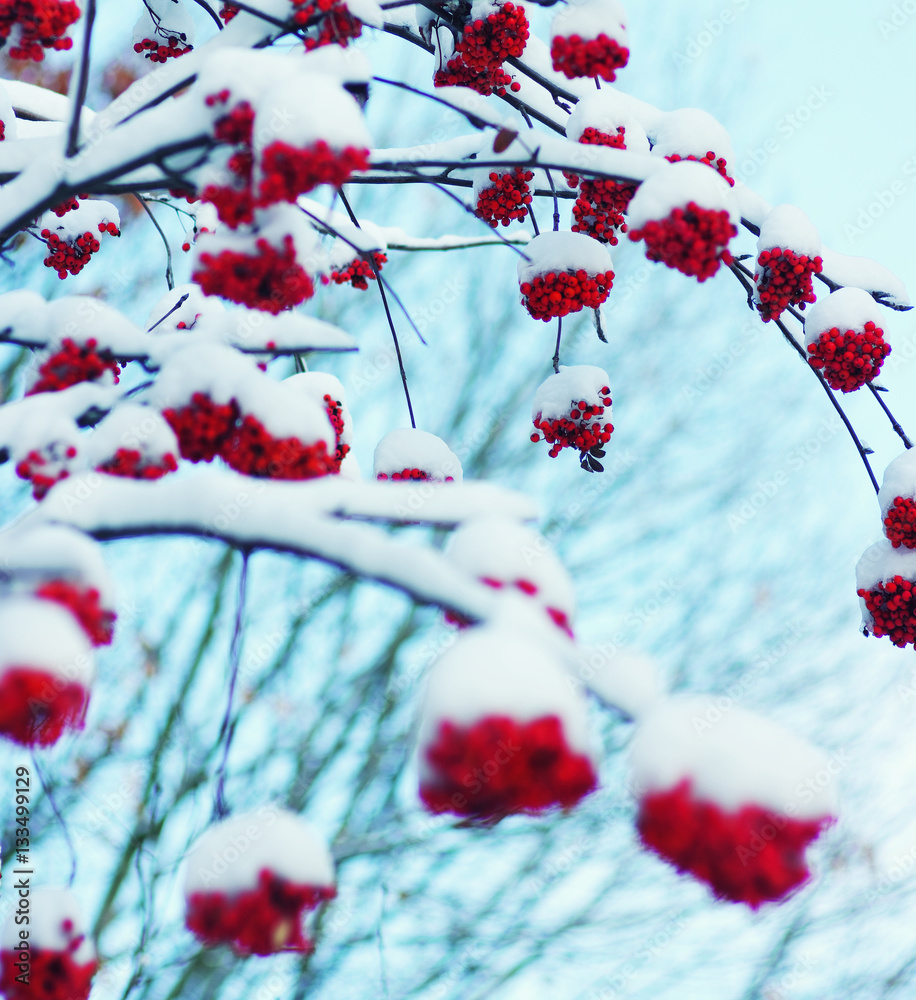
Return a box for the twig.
[553,316,562,373]
[147,292,189,332]
[188,0,224,29]
[66,0,96,157]
[31,751,78,886]
[136,196,174,291]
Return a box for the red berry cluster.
[665,151,734,186]
[222,413,337,480]
[550,33,629,82]
[293,0,363,50]
[322,393,350,467]
[194,235,315,313]
[858,575,916,647]
[0,121,5,141]
[520,268,614,321]
[219,2,238,20]
[27,337,120,395]
[637,779,829,908]
[200,97,256,225]
[35,580,114,646]
[52,195,81,216]
[15,446,75,499]
[133,33,191,62]
[806,321,889,393]
[884,497,916,549]
[0,946,95,1000]
[0,0,80,61]
[0,667,89,747]
[325,250,386,290]
[566,127,635,245]
[163,393,240,463]
[186,869,336,956]
[434,1,528,97]
[420,714,597,819]
[377,468,455,482]
[629,201,736,282]
[531,388,613,464]
[96,447,179,481]
[258,140,369,204]
[755,246,823,322]
[475,167,534,227]
[41,222,119,278]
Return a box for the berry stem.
[136,195,174,290]
[213,549,250,820]
[188,0,225,29]
[66,0,96,158]
[867,382,913,449]
[147,292,190,332]
[552,317,562,374]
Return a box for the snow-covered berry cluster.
[857,575,916,648]
[194,234,315,313]
[162,392,240,463]
[96,448,179,480]
[258,139,369,204]
[755,246,823,322]
[664,150,734,186]
[200,94,256,225]
[184,811,337,957]
[0,0,80,61]
[530,366,613,471]
[52,194,81,216]
[222,414,337,480]
[35,579,114,646]
[567,126,636,244]
[637,779,830,908]
[27,337,120,395]
[551,33,628,82]
[475,167,534,227]
[41,222,119,278]
[806,320,888,392]
[325,250,386,289]
[133,32,191,62]
[434,0,528,97]
[0,890,97,1000]
[15,443,76,499]
[373,427,462,483]
[520,268,614,320]
[884,498,916,550]
[293,0,364,50]
[629,201,736,282]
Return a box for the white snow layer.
[373,428,463,482]
[650,108,735,172]
[445,517,576,620]
[532,365,611,422]
[0,597,94,685]
[1,887,95,963]
[285,372,353,447]
[131,0,195,48]
[40,199,120,242]
[0,80,17,142]
[517,230,614,284]
[803,287,882,347]
[565,91,649,152]
[0,523,114,605]
[856,539,916,592]
[574,646,663,720]
[148,343,334,443]
[757,203,821,257]
[878,450,916,516]
[184,808,335,895]
[82,403,179,467]
[550,0,628,45]
[630,696,839,819]
[627,160,739,229]
[416,625,596,781]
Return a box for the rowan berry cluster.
[0,0,80,61]
[550,33,629,82]
[186,870,336,956]
[27,338,120,395]
[858,575,916,647]
[637,779,830,908]
[35,579,115,646]
[0,935,96,997]
[377,467,455,482]
[629,202,736,282]
[665,150,734,186]
[293,0,363,50]
[883,497,916,550]
[806,321,889,393]
[96,447,179,481]
[133,33,191,62]
[520,268,614,320]
[434,1,528,97]
[41,222,118,278]
[258,139,369,204]
[755,246,823,322]
[326,250,386,290]
[322,392,350,466]
[475,167,534,227]
[222,414,338,480]
[0,668,90,747]
[531,388,613,466]
[420,714,597,819]
[15,445,75,499]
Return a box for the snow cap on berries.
[757,204,821,259]
[40,295,143,358]
[856,540,916,616]
[532,364,611,426]
[802,287,881,350]
[565,90,649,152]
[650,108,735,183]
[416,624,597,782]
[82,402,180,477]
[518,231,613,284]
[879,449,916,522]
[631,696,839,819]
[373,428,462,483]
[285,371,352,443]
[627,159,738,230]
[445,516,576,632]
[0,598,95,687]
[550,0,629,81]
[196,48,300,113]
[0,524,114,608]
[184,807,335,896]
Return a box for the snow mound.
[757,203,821,257]
[285,372,353,448]
[374,428,462,482]
[147,283,225,333]
[0,887,95,963]
[551,0,628,45]
[0,597,94,685]
[627,160,739,229]
[82,403,179,468]
[517,231,614,284]
[566,90,649,152]
[856,539,916,592]
[879,450,916,516]
[575,646,663,719]
[532,365,611,422]
[40,200,120,242]
[184,808,335,895]
[650,108,734,169]
[803,287,881,348]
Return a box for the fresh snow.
[878,449,916,516]
[82,403,178,469]
[650,109,735,172]
[803,287,881,348]
[373,428,462,482]
[630,696,839,819]
[757,203,821,257]
[627,160,739,229]
[0,597,94,685]
[184,808,335,895]
[517,231,613,284]
[532,365,611,422]
[550,0,628,46]
[574,646,663,720]
[566,91,649,152]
